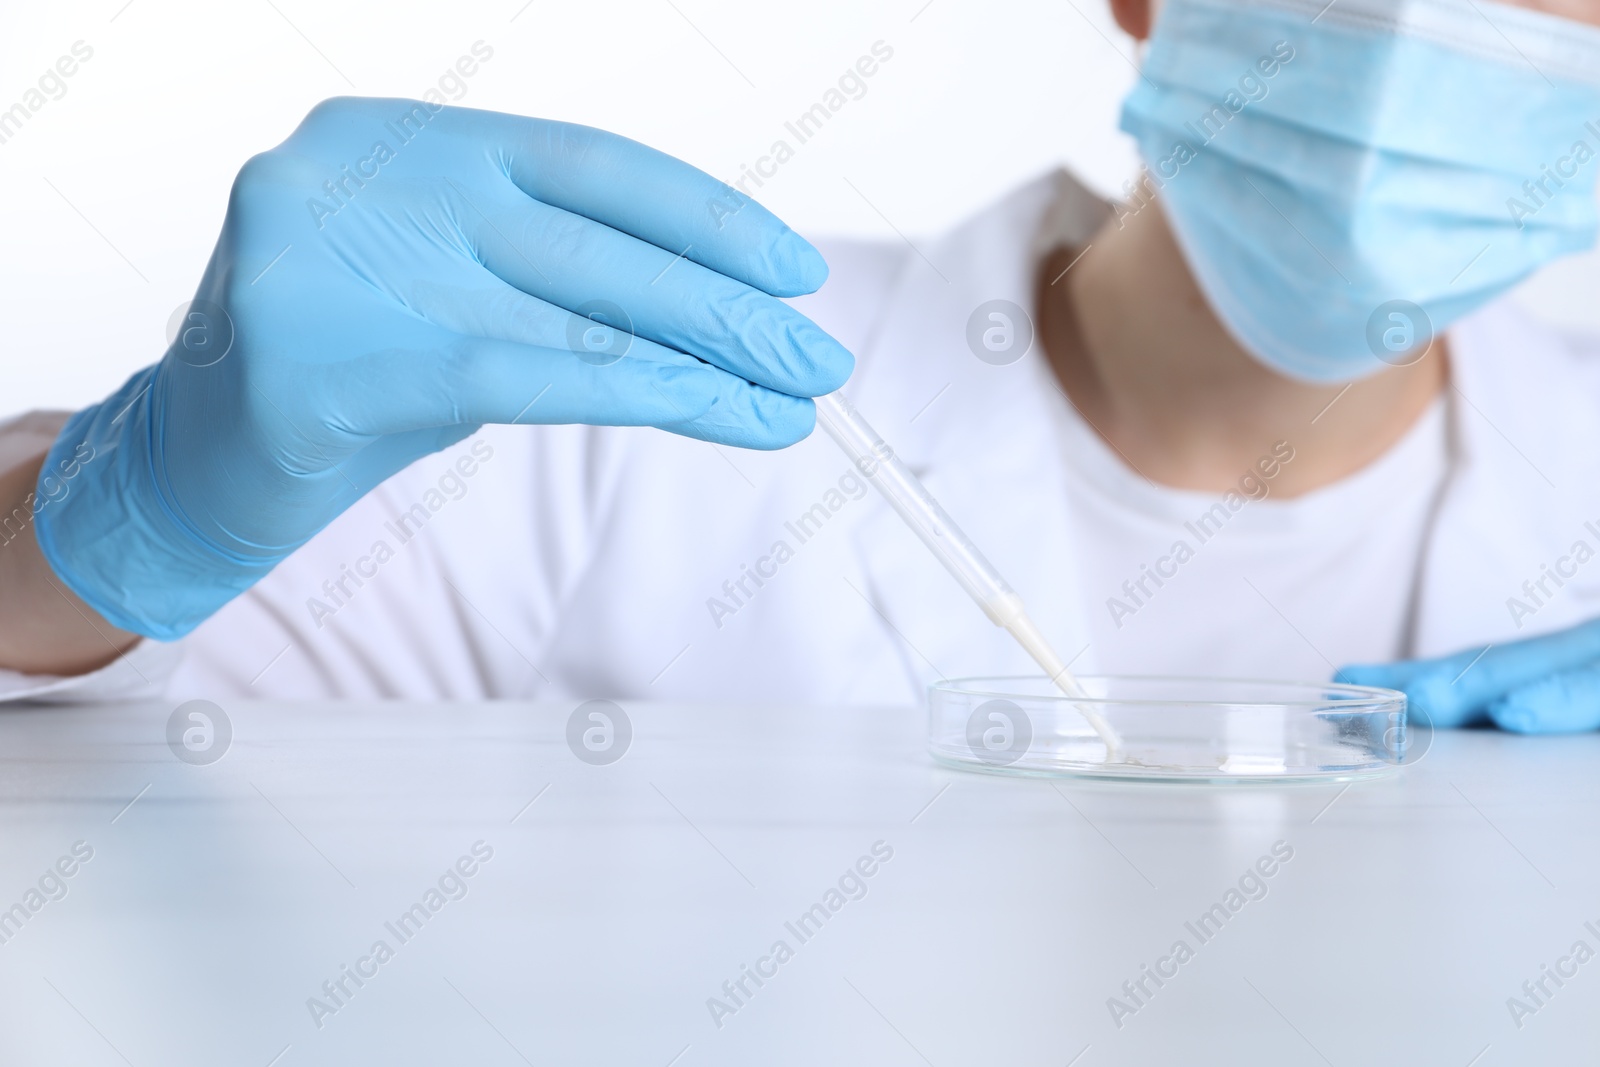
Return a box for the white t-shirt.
[1060,395,1452,679]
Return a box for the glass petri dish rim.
[928,674,1410,783]
[929,673,1404,710]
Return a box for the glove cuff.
[33,366,274,641]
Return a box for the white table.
[0,699,1594,1065]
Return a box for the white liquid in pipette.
[989,594,1122,759]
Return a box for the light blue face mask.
[1119,0,1600,382]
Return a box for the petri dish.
[928,675,1409,782]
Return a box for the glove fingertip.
[698,391,816,451]
[1486,700,1540,734]
[764,231,829,297]
[786,395,818,444]
[1487,669,1600,735]
[785,320,855,398]
[718,393,815,451]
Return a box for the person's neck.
[1038,200,1446,497]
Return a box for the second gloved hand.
[1336,618,1600,734]
[35,97,853,640]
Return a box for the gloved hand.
[34,97,852,640]
[1336,619,1600,734]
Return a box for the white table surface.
[0,699,1595,1066]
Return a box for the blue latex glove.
[1336,619,1600,734]
[35,97,852,640]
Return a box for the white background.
[1,0,1597,419]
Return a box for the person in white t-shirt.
[2,0,1600,735]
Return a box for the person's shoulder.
[1447,299,1600,475]
[785,169,1110,357]
[1452,298,1600,379]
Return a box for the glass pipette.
[815,391,1122,759]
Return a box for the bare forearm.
[0,449,139,675]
